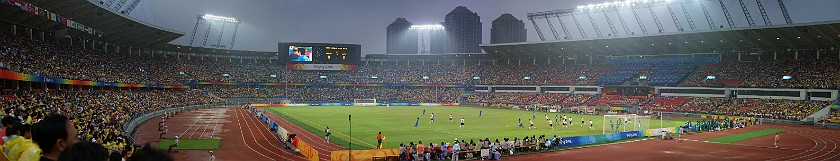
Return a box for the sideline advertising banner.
[286,64,358,71]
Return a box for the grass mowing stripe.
[154,139,220,150]
[704,128,784,144]
[271,109,375,150]
[268,106,688,149]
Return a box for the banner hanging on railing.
[186,82,472,87]
[0,69,187,88]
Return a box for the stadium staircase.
[676,64,703,86]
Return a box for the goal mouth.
[603,114,652,134]
[353,99,377,106]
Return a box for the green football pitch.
[267,106,687,150]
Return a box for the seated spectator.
[32,114,78,161]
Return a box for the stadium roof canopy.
[159,44,278,57]
[2,0,183,48]
[481,20,840,58]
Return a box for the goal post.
[602,114,651,134]
[353,99,377,106]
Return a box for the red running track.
[503,123,840,161]
[135,107,309,161]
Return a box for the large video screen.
[289,46,313,62]
[280,43,361,64]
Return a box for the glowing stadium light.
[410,24,444,30]
[202,14,239,23]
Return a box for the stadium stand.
[0,89,220,152]
[206,87,463,103]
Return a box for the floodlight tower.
[188,14,241,49]
[410,24,444,55]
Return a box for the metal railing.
[121,103,226,143]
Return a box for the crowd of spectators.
[206,87,463,103]
[466,93,596,107]
[822,109,840,123]
[671,97,828,120]
[468,92,829,121]
[396,134,605,161]
[0,89,220,161]
[6,34,840,89]
[681,60,840,89]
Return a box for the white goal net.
[353,99,377,106]
[602,114,651,134]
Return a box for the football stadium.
[2,0,840,161]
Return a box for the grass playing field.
[268,106,688,149]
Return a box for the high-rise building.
[386,18,418,54]
[491,13,526,44]
[444,6,482,53]
[429,22,447,54]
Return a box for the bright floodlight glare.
[410,24,444,30]
[576,0,673,9]
[202,14,239,23]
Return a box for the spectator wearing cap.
[209,151,215,161]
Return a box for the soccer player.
[545,115,549,122]
[480,110,483,117]
[581,117,585,127]
[532,110,536,119]
[449,114,453,123]
[415,118,420,128]
[529,119,535,129]
[774,133,779,148]
[519,119,524,128]
[569,117,573,126]
[549,119,554,129]
[423,109,426,115]
[610,120,614,130]
[460,118,465,128]
[562,119,567,128]
[554,115,559,124]
[430,113,435,123]
[589,120,594,130]
[617,118,623,130]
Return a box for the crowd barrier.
[329,149,399,161]
[123,103,224,143]
[247,106,319,161]
[548,130,644,148]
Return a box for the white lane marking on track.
[233,107,280,161]
[247,109,330,161]
[277,110,377,148]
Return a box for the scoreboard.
[280,42,361,64]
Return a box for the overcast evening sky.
[123,0,840,54]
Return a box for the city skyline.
[134,0,840,54]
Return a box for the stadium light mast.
[410,24,444,55]
[189,14,242,49]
